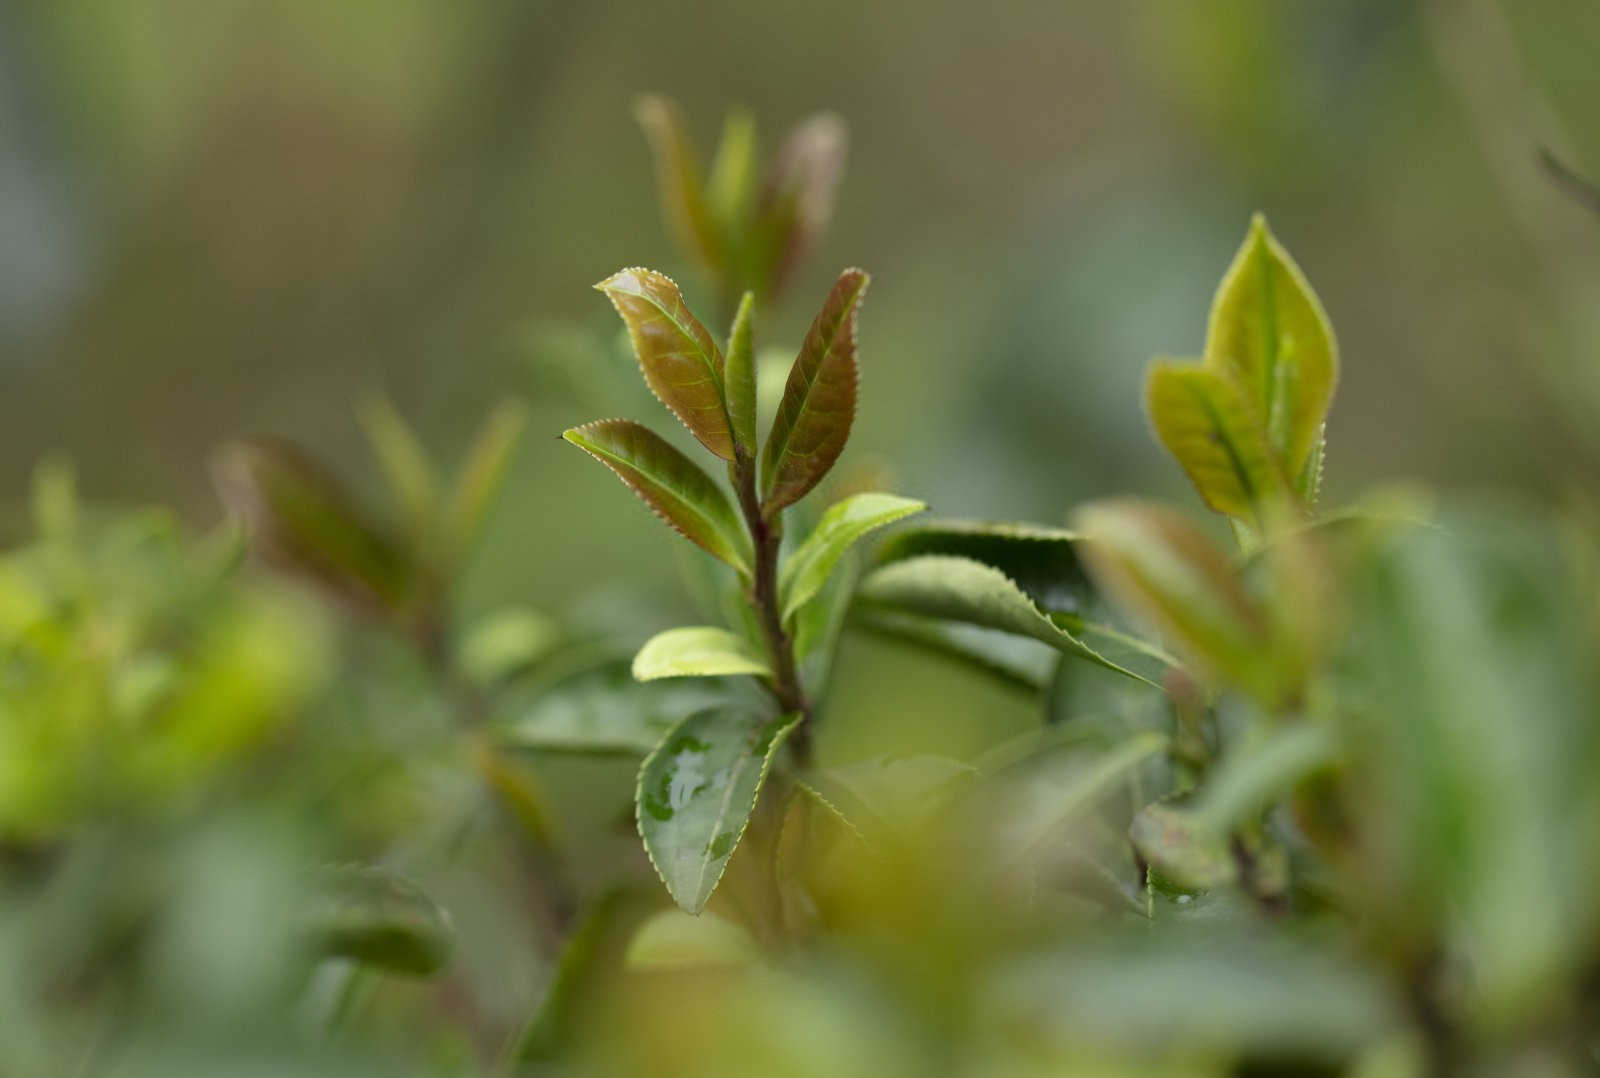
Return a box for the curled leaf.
[597,268,735,460]
[633,626,773,681]
[761,268,870,514]
[779,491,925,624]
[563,420,750,576]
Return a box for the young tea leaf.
[634,95,725,276]
[707,107,759,235]
[761,268,869,514]
[779,491,925,624]
[1145,362,1289,527]
[724,291,759,458]
[633,626,773,681]
[857,554,1153,686]
[563,420,751,576]
[1205,214,1338,480]
[636,708,800,914]
[596,268,735,460]
[1072,499,1279,705]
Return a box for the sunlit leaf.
[875,520,1092,614]
[356,395,438,534]
[857,554,1153,685]
[757,113,847,298]
[442,400,527,565]
[625,909,758,970]
[761,268,870,513]
[563,420,751,576]
[211,440,412,612]
[596,268,735,460]
[1073,498,1279,704]
[303,865,455,977]
[779,492,925,624]
[724,291,759,458]
[1145,362,1288,527]
[636,708,800,913]
[634,95,725,275]
[633,626,772,681]
[1205,214,1338,481]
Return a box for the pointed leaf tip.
[761,268,870,514]
[597,268,736,460]
[724,291,758,458]
[563,419,750,576]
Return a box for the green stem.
[732,454,813,764]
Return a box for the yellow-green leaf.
[706,107,759,235]
[1204,214,1338,479]
[779,492,925,624]
[442,400,527,565]
[632,626,772,681]
[724,291,758,458]
[634,94,724,276]
[761,268,869,513]
[356,395,438,532]
[1145,362,1288,527]
[562,420,750,576]
[597,268,735,460]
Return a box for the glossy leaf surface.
[563,420,750,575]
[724,291,758,457]
[597,268,734,460]
[875,520,1091,614]
[761,268,869,513]
[1205,214,1338,479]
[636,708,799,913]
[1145,362,1287,526]
[779,492,925,624]
[857,554,1151,685]
[633,626,772,681]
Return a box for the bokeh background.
[2,0,1598,762]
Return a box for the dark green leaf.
[1205,214,1338,482]
[563,420,751,576]
[304,865,455,977]
[780,492,925,624]
[596,268,735,460]
[761,268,869,513]
[636,708,800,913]
[632,626,772,681]
[857,554,1154,686]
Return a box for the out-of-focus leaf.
[793,551,858,693]
[636,709,800,914]
[496,655,734,756]
[442,400,527,565]
[875,519,1093,614]
[761,268,869,513]
[757,113,847,297]
[991,733,1170,864]
[1127,802,1237,892]
[780,492,924,624]
[563,420,751,576]
[807,755,977,841]
[211,440,412,612]
[851,607,1058,692]
[31,454,78,539]
[632,626,772,681]
[1204,214,1338,482]
[1144,362,1288,527]
[724,291,759,458]
[457,607,562,686]
[303,865,455,977]
[1189,721,1339,840]
[625,909,759,970]
[707,107,759,235]
[857,554,1153,685]
[634,95,725,276]
[597,268,735,460]
[356,395,438,534]
[1073,499,1279,705]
